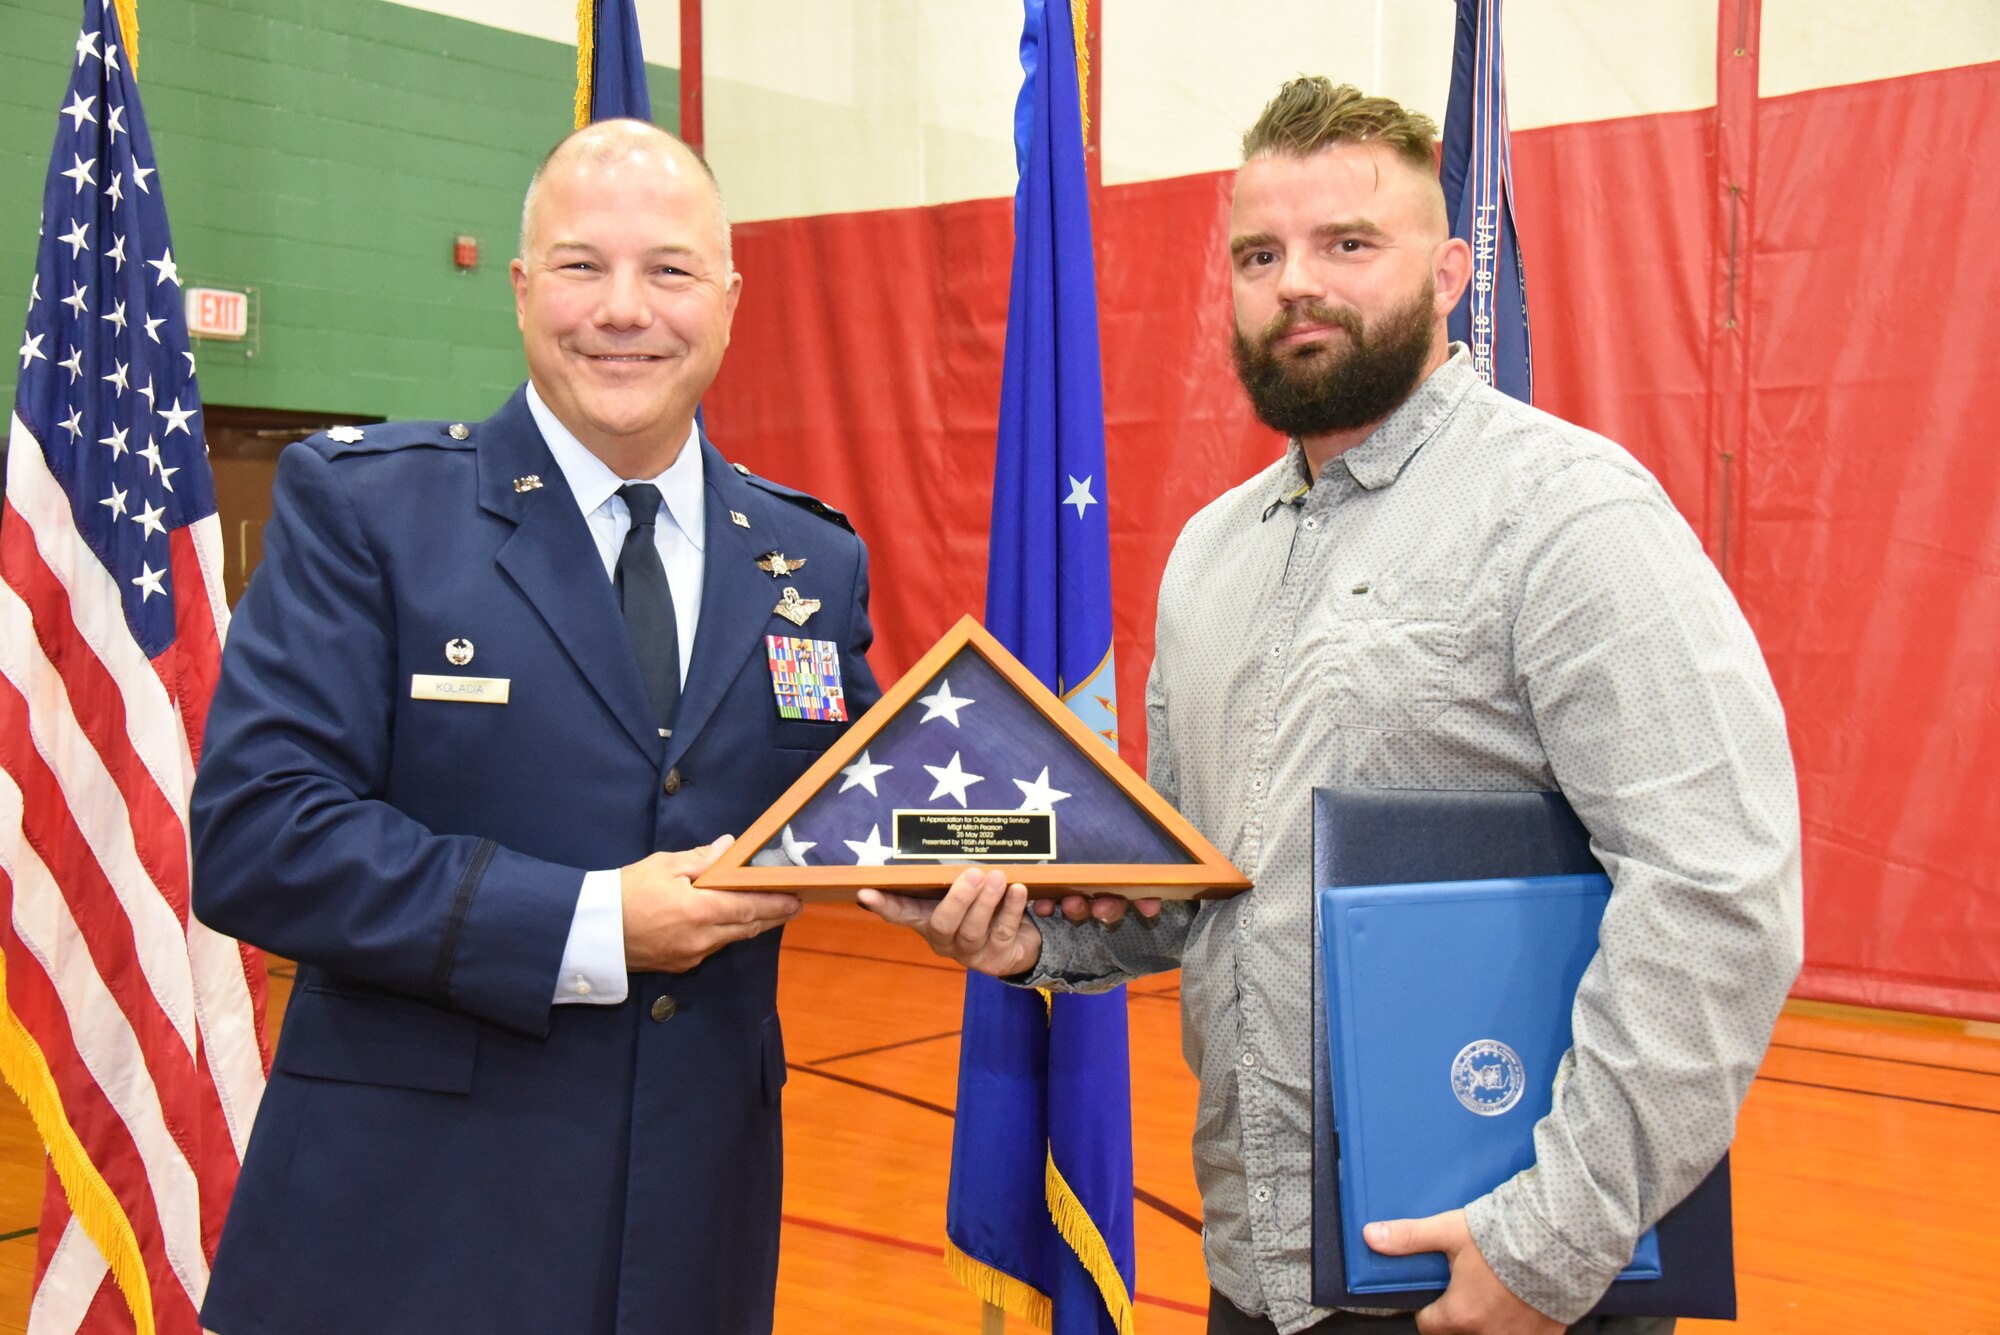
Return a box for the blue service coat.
[191,386,878,1334]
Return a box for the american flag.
[1,4,268,1333]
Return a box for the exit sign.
[185,286,250,340]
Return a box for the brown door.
[203,405,376,607]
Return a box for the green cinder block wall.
[1,0,679,421]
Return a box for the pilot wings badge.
[757,551,807,578]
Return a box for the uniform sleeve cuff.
[552,869,628,1005]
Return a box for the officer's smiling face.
[511,130,741,474]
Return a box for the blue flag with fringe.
[1441,0,1532,401]
[944,2,1136,1333]
[578,0,651,125]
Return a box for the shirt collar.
[1267,343,1481,512]
[525,382,706,551]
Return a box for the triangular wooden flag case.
[697,616,1250,900]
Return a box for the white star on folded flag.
[1013,765,1072,812]
[779,824,817,865]
[917,677,975,726]
[924,750,985,806]
[839,749,893,796]
[844,824,896,866]
[2,8,267,1331]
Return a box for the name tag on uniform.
[411,674,511,705]
[765,636,847,722]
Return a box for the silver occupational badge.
[445,638,475,666]
[1450,1039,1525,1117]
[512,475,543,493]
[757,551,807,578]
[774,586,821,627]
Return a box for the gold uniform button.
[650,995,678,1023]
[662,768,683,796]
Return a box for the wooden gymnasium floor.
[2,904,1996,1333]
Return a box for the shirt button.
[1250,776,1264,791]
[649,995,679,1023]
[1254,1186,1272,1204]
[1303,517,1318,530]
[573,979,592,997]
[662,768,683,796]
[1269,646,1281,658]
[1241,1051,1257,1068]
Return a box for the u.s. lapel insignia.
[774,586,821,627]
[512,474,543,493]
[445,637,474,666]
[730,510,751,528]
[757,551,807,579]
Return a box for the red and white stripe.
[1,414,267,1335]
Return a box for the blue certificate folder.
[1309,787,1736,1317]
[1319,874,1661,1293]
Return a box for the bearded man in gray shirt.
[863,77,1802,1335]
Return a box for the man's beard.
[1231,284,1437,439]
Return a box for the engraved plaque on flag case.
[697,616,1249,900]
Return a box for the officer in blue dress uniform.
[192,119,877,1334]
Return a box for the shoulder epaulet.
[730,462,855,534]
[311,419,476,458]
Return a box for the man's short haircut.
[1241,76,1439,170]
[518,118,732,268]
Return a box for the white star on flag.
[58,346,83,382]
[61,153,96,193]
[1064,474,1097,518]
[102,300,127,335]
[74,27,101,65]
[99,483,129,519]
[844,824,896,866]
[780,825,817,866]
[60,407,83,439]
[924,751,985,807]
[147,247,178,288]
[137,438,162,474]
[107,232,125,270]
[107,103,124,142]
[131,562,165,600]
[61,282,88,317]
[106,172,123,208]
[1013,766,1072,812]
[60,92,96,130]
[157,396,195,435]
[134,500,166,539]
[839,750,893,796]
[917,678,975,726]
[18,332,46,370]
[97,424,128,457]
[102,358,128,392]
[58,218,88,258]
[132,162,153,193]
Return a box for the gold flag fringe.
[573,0,595,130]
[0,966,156,1334]
[111,0,139,73]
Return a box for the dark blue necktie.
[615,483,681,737]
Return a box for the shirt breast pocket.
[1313,576,1465,732]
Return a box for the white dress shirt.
[526,383,707,1006]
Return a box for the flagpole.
[982,1302,1005,1333]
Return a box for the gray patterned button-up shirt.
[1022,348,1802,1331]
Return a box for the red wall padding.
[706,63,2000,1020]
